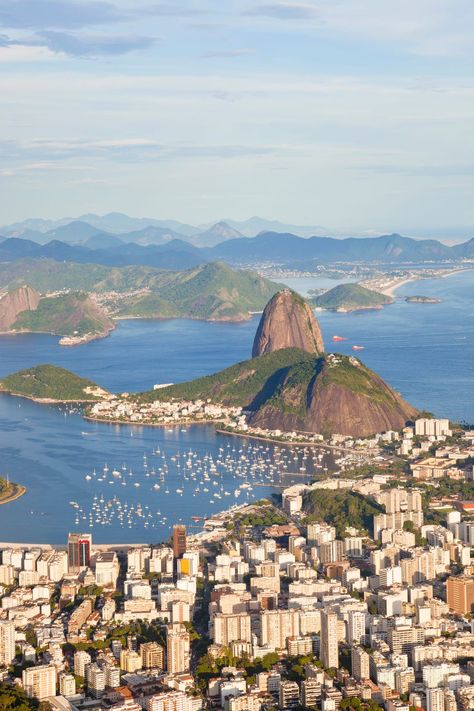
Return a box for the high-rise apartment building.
[166,624,190,674]
[120,649,142,673]
[22,664,57,700]
[59,673,76,697]
[141,641,164,669]
[351,646,370,681]
[67,532,92,573]
[426,688,445,711]
[446,576,474,615]
[301,679,322,708]
[172,525,187,559]
[279,680,300,709]
[260,609,300,650]
[86,663,105,698]
[347,611,366,645]
[0,620,15,667]
[74,650,91,678]
[320,609,338,670]
[214,613,252,647]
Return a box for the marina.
[0,270,472,544]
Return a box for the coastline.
[373,267,472,298]
[83,413,373,453]
[0,390,99,405]
[0,482,26,506]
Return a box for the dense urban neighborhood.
[1,418,474,711]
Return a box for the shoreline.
[215,428,374,454]
[83,413,373,453]
[83,414,225,428]
[0,483,27,506]
[380,267,472,297]
[0,390,100,405]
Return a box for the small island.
[0,364,110,403]
[312,282,393,312]
[0,476,26,505]
[405,295,442,304]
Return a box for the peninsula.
[0,286,114,344]
[0,263,281,342]
[0,364,110,403]
[0,476,26,505]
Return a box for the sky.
[0,0,473,234]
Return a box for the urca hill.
[147,289,417,437]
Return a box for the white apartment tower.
[0,620,15,667]
[320,609,338,670]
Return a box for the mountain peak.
[252,289,324,358]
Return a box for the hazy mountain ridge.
[1,230,473,271]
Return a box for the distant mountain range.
[0,213,334,243]
[0,229,473,271]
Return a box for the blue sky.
[1,0,473,233]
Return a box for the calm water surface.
[0,270,472,543]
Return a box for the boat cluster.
[71,439,336,532]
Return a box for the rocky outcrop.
[248,353,417,437]
[0,285,40,330]
[252,289,324,357]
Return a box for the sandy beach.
[364,267,471,298]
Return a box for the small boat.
[352,345,365,351]
[332,335,347,341]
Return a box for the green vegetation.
[12,292,112,337]
[340,699,384,711]
[117,262,281,321]
[321,355,401,408]
[313,283,392,311]
[0,681,51,710]
[304,489,383,537]
[138,347,316,407]
[63,619,166,655]
[134,349,413,438]
[232,505,288,528]
[0,260,281,322]
[0,364,107,401]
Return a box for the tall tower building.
[0,620,15,667]
[166,624,190,674]
[67,533,92,573]
[320,609,338,670]
[348,611,366,646]
[172,525,187,559]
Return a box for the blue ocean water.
[0,269,472,543]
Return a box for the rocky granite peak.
[0,285,40,331]
[252,288,324,357]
